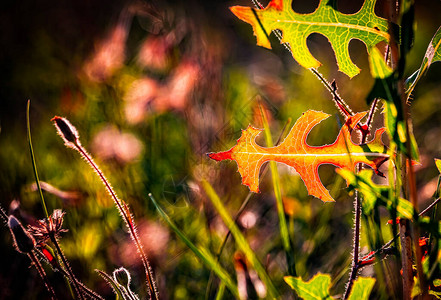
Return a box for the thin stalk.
[402,81,428,296]
[343,98,378,299]
[51,116,158,299]
[49,233,84,300]
[343,189,362,300]
[74,144,158,300]
[35,247,104,300]
[29,251,57,300]
[27,100,49,219]
[362,197,441,264]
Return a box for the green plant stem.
[50,233,84,300]
[73,143,158,300]
[203,181,279,298]
[258,103,294,273]
[205,116,292,298]
[149,194,239,298]
[29,251,57,300]
[26,100,49,219]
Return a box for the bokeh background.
[1,0,441,299]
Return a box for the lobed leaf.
[209,110,388,202]
[284,273,334,300]
[230,0,390,77]
[348,277,376,300]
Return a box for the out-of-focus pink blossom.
[83,9,132,82]
[124,78,159,124]
[137,36,171,71]
[123,60,200,123]
[116,221,169,266]
[156,60,199,112]
[91,125,143,164]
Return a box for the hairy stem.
[343,189,362,300]
[29,251,58,300]
[50,233,84,300]
[74,143,158,300]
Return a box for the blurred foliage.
[1,0,441,299]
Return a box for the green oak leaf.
[348,277,376,300]
[230,0,390,78]
[284,273,334,300]
[406,26,441,96]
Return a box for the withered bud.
[51,116,80,147]
[113,267,131,287]
[8,215,36,253]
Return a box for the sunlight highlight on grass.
[201,180,278,298]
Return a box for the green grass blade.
[26,100,49,219]
[148,193,239,298]
[214,282,225,300]
[258,104,293,273]
[202,181,278,298]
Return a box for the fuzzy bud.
[113,267,131,287]
[51,116,80,147]
[8,215,36,253]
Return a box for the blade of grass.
[27,100,49,219]
[258,102,294,275]
[202,180,278,298]
[148,193,239,298]
[214,282,225,300]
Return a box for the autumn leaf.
[208,110,388,202]
[230,0,390,78]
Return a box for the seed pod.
[51,116,80,148]
[8,215,36,253]
[113,267,131,287]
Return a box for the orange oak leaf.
[208,110,388,202]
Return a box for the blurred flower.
[91,125,143,164]
[83,8,132,82]
[116,221,169,266]
[155,60,199,112]
[137,36,171,71]
[124,78,159,124]
[124,60,199,123]
[28,209,68,244]
[239,211,257,229]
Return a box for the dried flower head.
[28,209,68,244]
[51,116,80,148]
[8,215,36,253]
